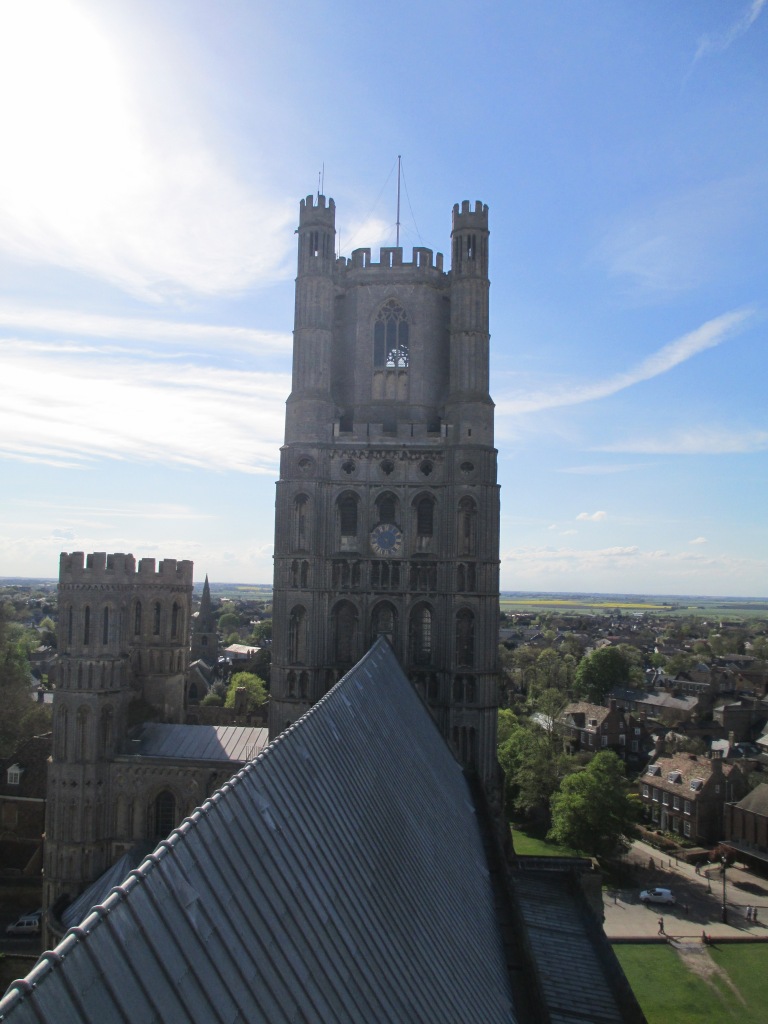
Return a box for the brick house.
[0,733,51,875]
[638,751,747,845]
[723,783,768,870]
[560,700,648,766]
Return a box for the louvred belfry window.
[373,300,409,368]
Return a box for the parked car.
[639,888,676,906]
[5,910,42,936]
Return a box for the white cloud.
[496,309,752,416]
[499,543,768,595]
[576,511,607,522]
[0,308,291,354]
[595,428,768,456]
[0,2,295,300]
[689,537,708,546]
[694,0,767,62]
[559,463,639,475]
[0,344,288,473]
[597,176,763,295]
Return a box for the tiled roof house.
[639,751,747,845]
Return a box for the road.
[603,838,768,942]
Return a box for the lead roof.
[0,640,516,1023]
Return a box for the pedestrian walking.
[754,907,759,923]
[658,916,665,935]
[746,905,753,921]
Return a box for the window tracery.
[373,300,409,368]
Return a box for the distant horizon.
[2,575,766,604]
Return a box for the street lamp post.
[721,856,728,924]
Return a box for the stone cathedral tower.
[270,196,500,787]
[45,552,192,912]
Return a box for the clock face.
[370,522,403,557]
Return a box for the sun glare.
[0,1,142,235]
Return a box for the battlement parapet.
[346,246,444,273]
[59,552,193,584]
[299,194,336,226]
[452,199,489,230]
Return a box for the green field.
[614,943,768,1024]
[499,592,768,619]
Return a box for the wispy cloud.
[497,309,752,416]
[0,343,289,472]
[0,308,291,354]
[0,2,294,300]
[689,537,708,546]
[597,175,764,295]
[576,511,607,522]
[559,463,641,475]
[694,0,767,63]
[595,428,768,456]
[500,543,768,595]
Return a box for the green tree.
[534,648,567,692]
[548,751,639,858]
[218,612,241,634]
[497,707,518,746]
[250,619,272,644]
[225,672,268,713]
[0,608,36,757]
[573,646,631,703]
[498,721,573,820]
[38,616,57,648]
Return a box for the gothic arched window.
[333,601,358,666]
[409,604,433,666]
[376,492,397,524]
[134,601,142,636]
[371,602,397,645]
[338,493,359,543]
[416,496,435,537]
[172,602,182,639]
[76,707,89,761]
[67,606,73,645]
[373,300,409,368]
[293,494,309,550]
[456,609,475,668]
[458,497,477,555]
[101,706,113,756]
[83,606,91,646]
[153,602,161,636]
[288,606,307,664]
[151,790,176,840]
[102,606,110,645]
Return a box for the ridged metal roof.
[0,640,516,1023]
[130,722,268,762]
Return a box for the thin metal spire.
[396,155,401,247]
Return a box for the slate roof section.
[510,868,636,1024]
[128,722,268,762]
[733,781,768,816]
[0,639,517,1023]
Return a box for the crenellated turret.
[447,200,492,444]
[286,195,338,444]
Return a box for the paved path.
[603,838,768,942]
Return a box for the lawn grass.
[510,821,582,858]
[614,944,768,1024]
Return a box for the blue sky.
[1,0,766,596]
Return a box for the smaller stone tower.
[45,552,193,913]
[191,575,218,666]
